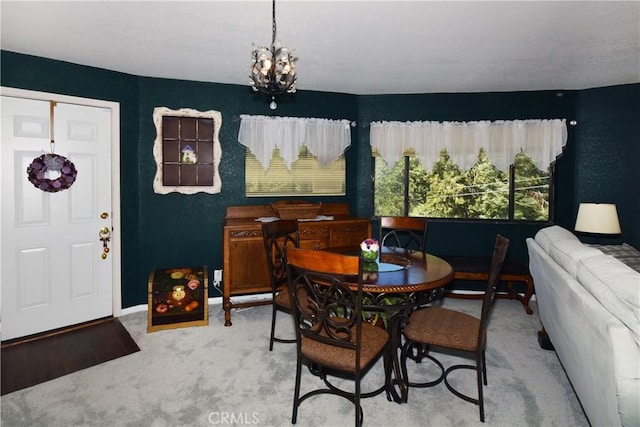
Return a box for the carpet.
[1,317,140,396]
[0,299,588,426]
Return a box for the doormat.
[1,317,140,395]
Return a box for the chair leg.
[482,349,487,385]
[383,345,392,402]
[400,340,444,388]
[477,349,485,422]
[354,370,364,427]
[355,376,360,427]
[269,303,278,351]
[443,363,484,421]
[405,342,429,363]
[477,361,485,422]
[270,305,296,349]
[292,357,302,424]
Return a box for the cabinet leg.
[223,297,232,326]
[505,279,534,315]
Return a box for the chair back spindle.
[379,216,427,251]
[263,220,299,290]
[287,249,363,354]
[262,219,299,350]
[285,248,390,426]
[478,235,510,346]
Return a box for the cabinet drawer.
[299,238,329,250]
[330,223,369,247]
[298,223,331,238]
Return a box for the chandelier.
[249,0,297,110]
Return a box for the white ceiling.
[2,1,639,95]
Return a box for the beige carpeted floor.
[0,298,588,426]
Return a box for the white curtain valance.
[370,119,567,172]
[238,115,352,170]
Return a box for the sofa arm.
[609,321,640,427]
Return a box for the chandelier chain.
[271,0,277,48]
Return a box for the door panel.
[17,247,50,309]
[1,95,113,340]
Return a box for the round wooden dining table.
[329,245,455,403]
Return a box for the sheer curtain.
[238,115,352,170]
[370,119,567,171]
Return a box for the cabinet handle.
[315,244,321,250]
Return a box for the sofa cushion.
[535,225,580,253]
[548,238,603,279]
[577,254,640,343]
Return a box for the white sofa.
[527,225,640,427]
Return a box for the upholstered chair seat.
[403,307,486,352]
[301,323,389,372]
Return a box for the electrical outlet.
[214,269,223,283]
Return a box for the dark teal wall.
[2,51,638,307]
[574,85,640,246]
[135,77,358,306]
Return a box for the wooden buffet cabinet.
[222,203,371,326]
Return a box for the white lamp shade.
[574,203,622,234]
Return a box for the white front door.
[1,91,120,340]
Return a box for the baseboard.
[120,293,271,316]
[120,291,535,317]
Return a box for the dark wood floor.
[1,317,140,395]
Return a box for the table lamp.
[574,203,621,242]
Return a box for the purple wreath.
[27,153,78,193]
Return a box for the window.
[239,115,350,197]
[371,119,566,221]
[374,149,553,220]
[245,146,346,196]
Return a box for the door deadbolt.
[99,227,112,260]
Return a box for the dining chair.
[379,216,427,251]
[262,219,299,351]
[399,234,509,422]
[285,248,391,427]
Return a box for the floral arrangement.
[27,153,77,193]
[360,238,380,266]
[360,238,380,254]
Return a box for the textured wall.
[134,78,359,305]
[2,50,638,307]
[574,84,639,246]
